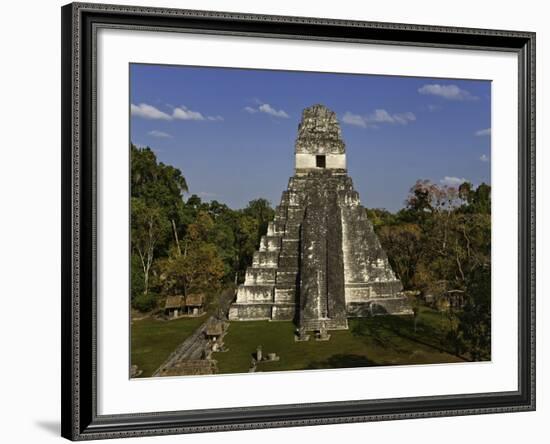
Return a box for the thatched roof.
[206,323,223,336]
[185,293,205,306]
[164,295,184,309]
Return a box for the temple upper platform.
[294,105,347,174]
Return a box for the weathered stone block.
[252,251,279,268]
[271,304,296,320]
[282,222,301,238]
[280,238,299,253]
[235,285,273,303]
[244,268,277,285]
[229,304,272,320]
[274,287,296,303]
[275,269,299,285]
[277,254,299,268]
[259,235,282,252]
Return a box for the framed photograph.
[61,2,535,440]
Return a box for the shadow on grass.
[385,315,470,360]
[305,353,377,370]
[350,314,469,361]
[350,318,393,348]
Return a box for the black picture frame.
[61,2,536,440]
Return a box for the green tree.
[373,180,491,360]
[235,215,260,283]
[243,198,275,246]
[181,243,225,295]
[366,208,397,229]
[458,266,491,360]
[130,253,145,300]
[131,144,188,254]
[377,223,422,289]
[157,211,226,299]
[131,198,169,297]
[131,144,188,204]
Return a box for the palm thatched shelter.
[164,295,184,318]
[184,293,205,316]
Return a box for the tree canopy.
[372,179,491,359]
[130,144,275,312]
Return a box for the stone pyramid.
[228,105,411,336]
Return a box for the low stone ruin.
[248,345,281,372]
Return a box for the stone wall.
[295,153,346,170]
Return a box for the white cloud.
[370,109,394,123]
[342,112,368,128]
[418,84,478,101]
[393,112,417,125]
[475,128,491,136]
[245,102,289,118]
[131,103,172,120]
[258,103,289,118]
[172,105,205,121]
[440,176,467,187]
[131,102,222,122]
[147,130,172,138]
[480,154,490,162]
[342,109,416,128]
[427,104,440,112]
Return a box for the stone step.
[282,222,301,237]
[235,285,274,303]
[275,205,288,219]
[343,204,400,285]
[259,235,282,252]
[279,190,291,206]
[244,267,277,285]
[367,280,403,296]
[267,221,285,236]
[280,238,300,254]
[274,220,287,232]
[275,269,299,285]
[346,297,413,316]
[277,191,300,207]
[274,286,297,302]
[300,318,348,332]
[272,214,287,227]
[271,304,296,320]
[229,303,273,321]
[277,253,299,268]
[252,250,279,268]
[285,207,305,223]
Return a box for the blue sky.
[130,64,491,212]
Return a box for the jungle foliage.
[369,179,491,360]
[130,144,274,312]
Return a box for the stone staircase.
[228,188,302,322]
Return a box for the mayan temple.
[228,104,411,338]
